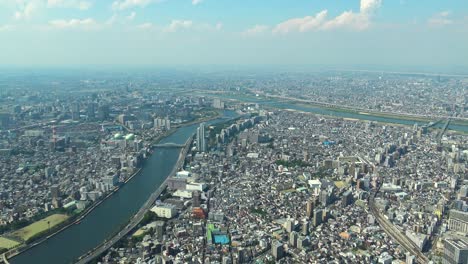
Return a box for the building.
[301,220,309,235]
[313,209,323,227]
[155,221,165,241]
[192,191,201,207]
[406,253,416,264]
[378,252,393,264]
[0,113,11,129]
[186,182,207,192]
[448,210,468,233]
[405,230,428,250]
[306,199,314,218]
[196,123,206,152]
[167,178,187,190]
[97,105,110,120]
[213,98,225,109]
[151,204,177,219]
[289,231,298,247]
[272,241,284,261]
[342,190,353,207]
[285,219,294,233]
[443,238,468,264]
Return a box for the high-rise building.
[192,191,201,208]
[50,185,60,199]
[86,103,96,119]
[313,209,323,227]
[306,199,314,218]
[342,190,353,208]
[97,105,110,120]
[443,238,468,264]
[301,220,309,235]
[285,219,294,233]
[272,241,284,261]
[0,113,11,129]
[71,102,80,120]
[155,221,165,241]
[213,98,225,109]
[196,123,206,152]
[289,231,298,248]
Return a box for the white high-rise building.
[197,123,207,152]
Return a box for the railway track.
[369,192,430,264]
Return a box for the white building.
[151,204,177,219]
[186,182,207,192]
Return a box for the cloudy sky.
[0,0,467,68]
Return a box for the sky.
[0,0,467,70]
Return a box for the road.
[75,136,193,264]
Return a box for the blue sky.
[0,0,467,69]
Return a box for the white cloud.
[136,22,153,29]
[126,11,136,21]
[0,25,15,32]
[47,0,92,10]
[273,10,328,34]
[49,18,98,29]
[360,0,382,14]
[271,0,382,34]
[164,20,193,32]
[106,14,118,25]
[322,11,370,31]
[428,11,453,27]
[14,1,41,20]
[112,0,160,10]
[192,0,203,5]
[243,24,269,36]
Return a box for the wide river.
[205,93,468,132]
[11,111,238,264]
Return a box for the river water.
[11,111,237,264]
[209,94,468,132]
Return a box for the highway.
[75,136,193,264]
[369,187,429,264]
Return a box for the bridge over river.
[154,142,187,148]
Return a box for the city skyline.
[0,0,467,68]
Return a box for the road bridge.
[154,142,186,148]
[437,117,452,144]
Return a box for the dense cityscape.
[0,69,467,264]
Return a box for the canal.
[10,111,238,264]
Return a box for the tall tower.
[197,123,206,152]
[306,199,314,218]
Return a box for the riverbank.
[75,135,194,264]
[190,91,468,132]
[2,123,192,262]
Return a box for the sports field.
[11,214,69,242]
[0,236,20,250]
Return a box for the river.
[10,111,238,264]
[199,93,468,132]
